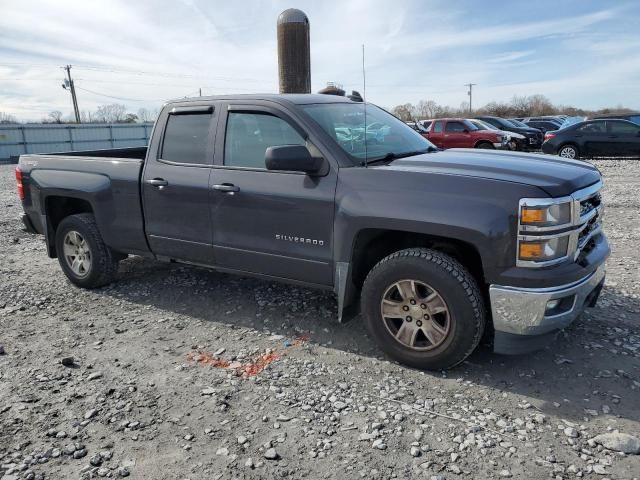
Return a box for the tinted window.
[161,113,212,164]
[433,121,444,133]
[609,121,640,135]
[629,115,640,125]
[577,122,605,133]
[445,121,466,133]
[225,112,305,169]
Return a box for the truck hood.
[377,149,601,197]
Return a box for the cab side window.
[432,121,443,133]
[578,122,605,133]
[161,112,213,164]
[224,112,305,169]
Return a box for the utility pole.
[465,83,476,114]
[199,88,202,97]
[62,65,81,123]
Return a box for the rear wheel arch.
[44,196,95,257]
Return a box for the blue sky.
[1,0,639,121]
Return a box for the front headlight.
[518,236,569,262]
[520,202,572,227]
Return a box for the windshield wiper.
[364,147,437,165]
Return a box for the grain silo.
[277,9,311,94]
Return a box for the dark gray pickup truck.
[16,94,609,369]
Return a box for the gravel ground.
[0,160,639,480]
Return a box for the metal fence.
[0,123,153,163]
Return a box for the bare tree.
[48,111,64,124]
[95,104,127,123]
[137,108,154,123]
[0,112,18,124]
[416,100,440,119]
[391,103,417,122]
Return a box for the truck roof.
[165,93,360,106]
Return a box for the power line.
[74,85,163,102]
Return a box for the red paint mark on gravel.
[186,350,281,377]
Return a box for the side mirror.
[265,145,325,174]
[463,129,470,134]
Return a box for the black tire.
[475,142,494,149]
[55,213,119,289]
[558,144,579,159]
[361,248,485,370]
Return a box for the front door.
[142,104,217,263]
[209,104,337,286]
[443,120,470,148]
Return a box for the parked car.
[590,112,640,125]
[517,117,564,133]
[16,93,608,370]
[406,121,430,134]
[474,116,543,150]
[423,118,508,149]
[468,119,526,151]
[542,119,640,159]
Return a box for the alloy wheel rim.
[560,147,576,158]
[63,230,91,277]
[380,279,451,351]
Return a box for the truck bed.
[18,151,150,257]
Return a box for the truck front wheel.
[55,213,119,289]
[361,248,485,370]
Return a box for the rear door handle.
[146,178,168,187]
[212,183,240,193]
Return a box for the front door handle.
[212,183,240,193]
[147,178,168,188]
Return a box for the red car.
[422,118,508,150]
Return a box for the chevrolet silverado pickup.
[16,94,609,370]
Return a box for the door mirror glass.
[265,145,324,174]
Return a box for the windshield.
[302,103,436,162]
[471,119,497,131]
[508,119,528,128]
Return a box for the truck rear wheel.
[55,213,119,289]
[361,248,485,370]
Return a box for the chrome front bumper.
[489,264,605,349]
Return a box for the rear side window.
[432,121,443,133]
[161,113,212,164]
[445,121,466,133]
[224,112,305,169]
[577,122,605,133]
[609,121,640,135]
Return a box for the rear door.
[141,104,217,263]
[574,121,608,156]
[209,102,337,286]
[607,120,640,156]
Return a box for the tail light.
[15,167,25,200]
[544,132,556,141]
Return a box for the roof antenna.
[362,44,368,167]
